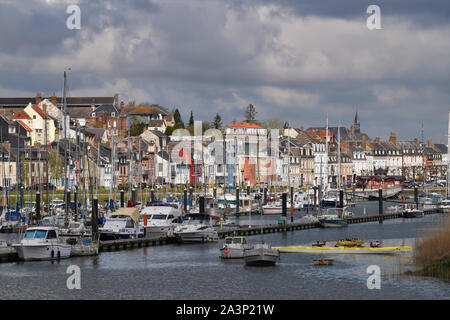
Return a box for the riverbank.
[411,215,450,280]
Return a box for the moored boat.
[173,213,218,243]
[272,244,412,254]
[12,227,71,261]
[314,258,334,266]
[318,208,349,228]
[220,236,253,259]
[402,205,424,218]
[244,242,279,266]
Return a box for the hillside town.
[0,93,447,192]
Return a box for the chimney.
[91,104,96,112]
[414,138,419,145]
[389,132,397,145]
[374,137,380,143]
[51,93,57,106]
[120,101,125,117]
[300,125,304,131]
[340,141,348,153]
[36,93,42,105]
[426,139,434,148]
[361,135,367,149]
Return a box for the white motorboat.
[140,202,182,237]
[439,199,450,213]
[12,227,71,261]
[0,240,15,255]
[220,236,253,259]
[244,242,279,266]
[402,205,424,218]
[99,207,143,240]
[173,213,218,243]
[318,208,350,228]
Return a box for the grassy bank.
[412,215,450,280]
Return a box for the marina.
[0,213,448,300]
[0,1,449,303]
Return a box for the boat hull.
[319,220,347,228]
[262,207,282,215]
[144,225,175,237]
[402,211,424,218]
[13,243,71,261]
[175,232,218,243]
[220,247,245,259]
[273,245,412,255]
[244,248,279,266]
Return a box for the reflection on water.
[0,207,449,300]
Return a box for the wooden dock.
[0,209,441,261]
[99,235,176,252]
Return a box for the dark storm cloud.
[0,0,449,142]
[254,0,450,26]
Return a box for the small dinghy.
[314,258,334,266]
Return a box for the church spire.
[354,111,360,134]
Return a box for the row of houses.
[0,95,447,189]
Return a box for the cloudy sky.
[0,0,449,142]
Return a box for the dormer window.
[111,112,115,117]
[92,113,96,117]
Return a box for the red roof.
[18,120,32,132]
[228,121,263,129]
[11,110,31,120]
[31,105,47,119]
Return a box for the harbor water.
[0,202,449,300]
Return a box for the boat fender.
[51,250,54,259]
[57,251,61,259]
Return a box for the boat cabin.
[224,237,248,245]
[23,227,59,240]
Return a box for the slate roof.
[148,120,166,127]
[91,104,120,117]
[125,105,168,116]
[67,107,93,119]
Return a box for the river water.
[0,202,449,300]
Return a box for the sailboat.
[243,199,279,266]
[441,111,450,213]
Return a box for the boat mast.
[44,101,49,212]
[325,115,329,194]
[109,137,113,211]
[421,121,425,193]
[447,110,450,199]
[337,123,341,191]
[62,71,69,224]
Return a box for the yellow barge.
[272,245,412,254]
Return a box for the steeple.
[354,111,360,134]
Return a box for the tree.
[174,109,184,127]
[20,155,29,185]
[165,123,184,136]
[264,119,284,132]
[129,116,146,136]
[202,121,211,134]
[213,113,222,129]
[48,150,63,185]
[188,111,194,127]
[245,104,257,123]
